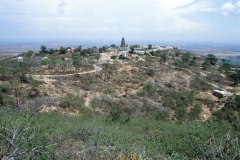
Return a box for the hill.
[0,46,240,159]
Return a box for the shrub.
[162,89,195,120]
[175,105,188,120]
[202,62,211,70]
[147,68,155,76]
[188,102,202,120]
[103,86,115,94]
[205,72,224,83]
[174,60,188,69]
[110,55,117,59]
[138,81,156,97]
[59,96,90,114]
[165,80,174,88]
[219,63,231,71]
[190,76,212,91]
[0,84,11,93]
[213,95,240,131]
[182,52,191,62]
[22,97,58,111]
[163,97,176,109]
[154,110,168,121]
[1,93,13,106]
[106,106,122,122]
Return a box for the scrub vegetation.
[0,45,240,159]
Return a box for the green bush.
[0,107,239,159]
[175,105,188,120]
[147,68,155,76]
[190,76,212,91]
[188,102,202,120]
[59,96,91,114]
[219,63,231,71]
[154,110,168,121]
[103,86,115,94]
[205,72,224,83]
[138,81,156,97]
[106,106,122,122]
[162,89,195,120]
[110,55,117,59]
[0,91,14,106]
[0,84,11,93]
[202,62,211,70]
[174,60,189,68]
[213,95,240,131]
[182,52,191,62]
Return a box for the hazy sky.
[0,0,240,43]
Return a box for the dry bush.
[22,97,58,112]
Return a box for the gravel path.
[30,64,102,79]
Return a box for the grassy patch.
[0,107,239,159]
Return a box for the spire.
[121,37,125,48]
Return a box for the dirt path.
[30,64,102,79]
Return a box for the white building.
[17,56,23,62]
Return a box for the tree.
[228,71,240,86]
[26,50,33,57]
[102,46,107,52]
[175,52,180,57]
[148,44,152,49]
[129,47,135,54]
[110,44,116,48]
[99,48,103,53]
[80,49,87,58]
[72,53,83,71]
[77,45,82,52]
[91,46,98,54]
[59,46,66,54]
[206,54,218,65]
[160,53,167,63]
[40,46,47,53]
[48,49,54,54]
[133,44,140,48]
[95,54,101,63]
[222,59,227,63]
[219,63,231,71]
[150,51,154,56]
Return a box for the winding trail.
[31,64,102,79]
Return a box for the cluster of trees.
[38,45,109,55]
[129,44,140,48]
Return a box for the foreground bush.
[0,107,239,159]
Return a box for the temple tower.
[120,37,125,48]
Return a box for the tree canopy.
[40,45,48,53]
[148,44,152,49]
[228,71,240,86]
[206,54,218,65]
[219,63,231,71]
[59,46,66,54]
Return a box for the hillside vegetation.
[0,45,240,159]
